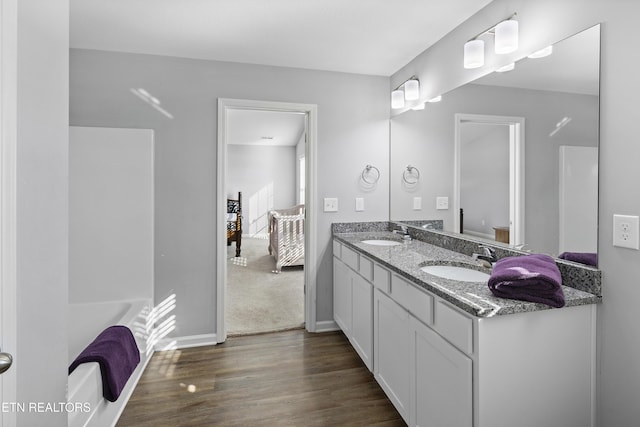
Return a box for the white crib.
[268,204,305,273]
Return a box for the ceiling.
[227,110,306,146]
[70,0,493,77]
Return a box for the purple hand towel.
[558,251,597,267]
[69,325,140,402]
[488,254,565,308]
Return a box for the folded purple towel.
[69,325,140,402]
[558,251,597,267]
[488,254,565,308]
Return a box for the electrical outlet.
[355,197,364,212]
[436,196,449,210]
[613,214,639,250]
[413,197,422,210]
[323,198,338,212]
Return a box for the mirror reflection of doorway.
[454,113,525,247]
[460,122,510,242]
[225,108,307,336]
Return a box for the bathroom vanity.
[332,222,600,427]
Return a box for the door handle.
[0,351,13,374]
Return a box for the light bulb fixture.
[528,45,553,59]
[463,13,518,69]
[494,19,519,54]
[496,62,515,72]
[391,89,405,109]
[404,79,420,101]
[464,39,485,69]
[391,76,421,109]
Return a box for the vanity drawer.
[332,240,342,258]
[373,264,391,293]
[391,274,433,326]
[341,245,359,271]
[434,300,473,355]
[359,256,374,281]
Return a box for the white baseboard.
[313,320,340,333]
[156,333,218,351]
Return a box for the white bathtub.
[68,299,152,427]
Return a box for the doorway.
[454,113,525,246]
[217,99,317,343]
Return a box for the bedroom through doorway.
[219,101,316,338]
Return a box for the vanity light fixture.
[411,103,425,111]
[391,89,405,109]
[463,13,518,69]
[404,79,420,101]
[463,39,485,69]
[494,19,519,54]
[528,45,553,59]
[391,76,421,109]
[428,95,442,103]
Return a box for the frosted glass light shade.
[404,79,420,101]
[464,39,484,69]
[495,19,518,54]
[496,62,515,72]
[391,89,405,109]
[528,45,553,59]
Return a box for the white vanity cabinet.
[373,289,411,419]
[410,315,472,427]
[333,242,373,370]
[333,238,596,427]
[375,273,472,426]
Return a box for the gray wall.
[14,0,69,425]
[392,1,640,424]
[70,49,390,337]
[228,144,296,235]
[391,83,598,256]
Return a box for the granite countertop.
[333,231,601,318]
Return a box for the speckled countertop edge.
[333,230,601,318]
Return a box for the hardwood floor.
[117,329,405,427]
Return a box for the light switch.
[323,198,338,212]
[413,197,422,210]
[436,196,449,210]
[355,198,365,212]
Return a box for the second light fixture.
[464,14,518,69]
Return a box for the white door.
[559,146,598,253]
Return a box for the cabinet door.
[374,289,410,423]
[351,274,373,370]
[333,258,352,335]
[411,316,472,427]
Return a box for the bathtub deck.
[116,329,403,426]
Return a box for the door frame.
[1,0,19,424]
[216,98,318,343]
[454,113,525,246]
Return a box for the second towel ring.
[403,165,420,185]
[361,165,380,185]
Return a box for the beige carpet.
[226,236,305,336]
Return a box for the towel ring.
[361,165,380,185]
[403,165,420,185]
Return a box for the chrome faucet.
[392,225,411,241]
[473,244,498,265]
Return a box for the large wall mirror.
[390,24,600,265]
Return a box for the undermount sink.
[361,239,402,247]
[421,265,490,282]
